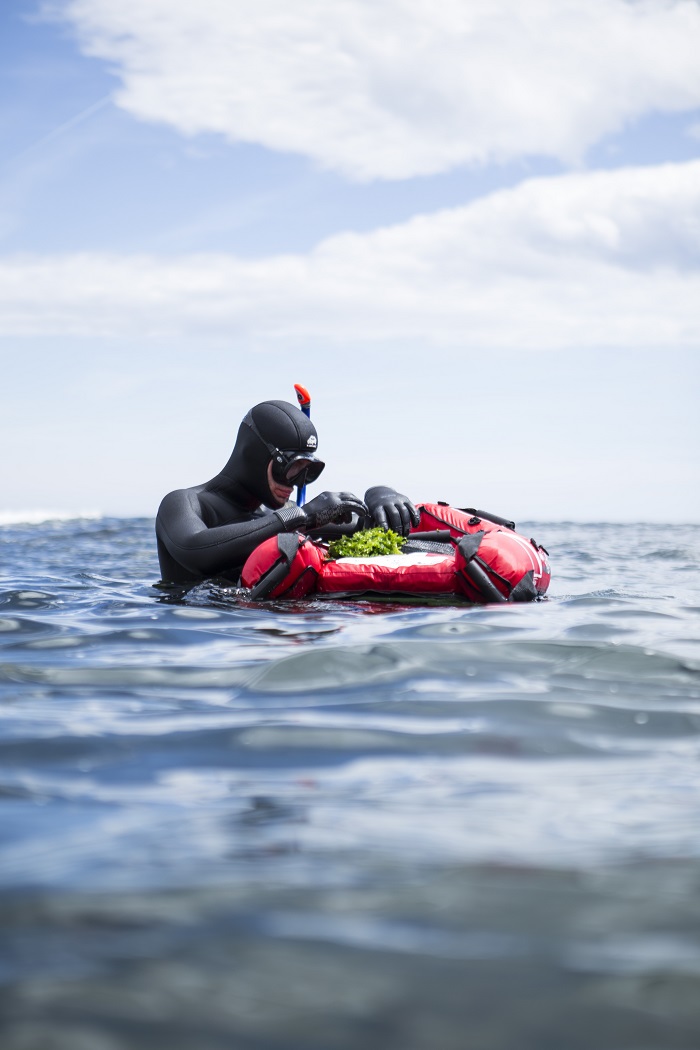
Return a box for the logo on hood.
[306,435,317,448]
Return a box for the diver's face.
[266,461,294,506]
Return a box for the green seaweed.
[327,527,406,560]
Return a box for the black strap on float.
[459,507,516,531]
[457,532,507,604]
[403,529,455,555]
[248,532,301,600]
[409,530,454,544]
[510,570,537,602]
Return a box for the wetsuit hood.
[219,400,321,508]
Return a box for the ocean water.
[1,516,699,1050]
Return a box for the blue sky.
[1,0,699,522]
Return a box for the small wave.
[0,509,102,527]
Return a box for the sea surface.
[1,516,699,1050]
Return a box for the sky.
[1,0,699,523]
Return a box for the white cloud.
[56,0,700,180]
[1,160,699,348]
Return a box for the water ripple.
[2,518,700,1048]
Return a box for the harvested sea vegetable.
[327,528,406,560]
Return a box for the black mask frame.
[243,413,325,485]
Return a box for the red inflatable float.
[240,503,550,604]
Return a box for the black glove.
[364,486,420,537]
[302,491,368,530]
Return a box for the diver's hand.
[302,491,368,529]
[364,486,420,536]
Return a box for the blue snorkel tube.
[293,383,311,507]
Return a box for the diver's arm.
[156,489,306,579]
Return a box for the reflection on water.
[1,518,700,1048]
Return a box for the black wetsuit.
[156,401,316,584]
[156,400,420,586]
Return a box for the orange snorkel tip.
[294,383,311,412]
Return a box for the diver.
[156,399,419,584]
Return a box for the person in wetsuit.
[156,399,419,584]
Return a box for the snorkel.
[294,383,311,507]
